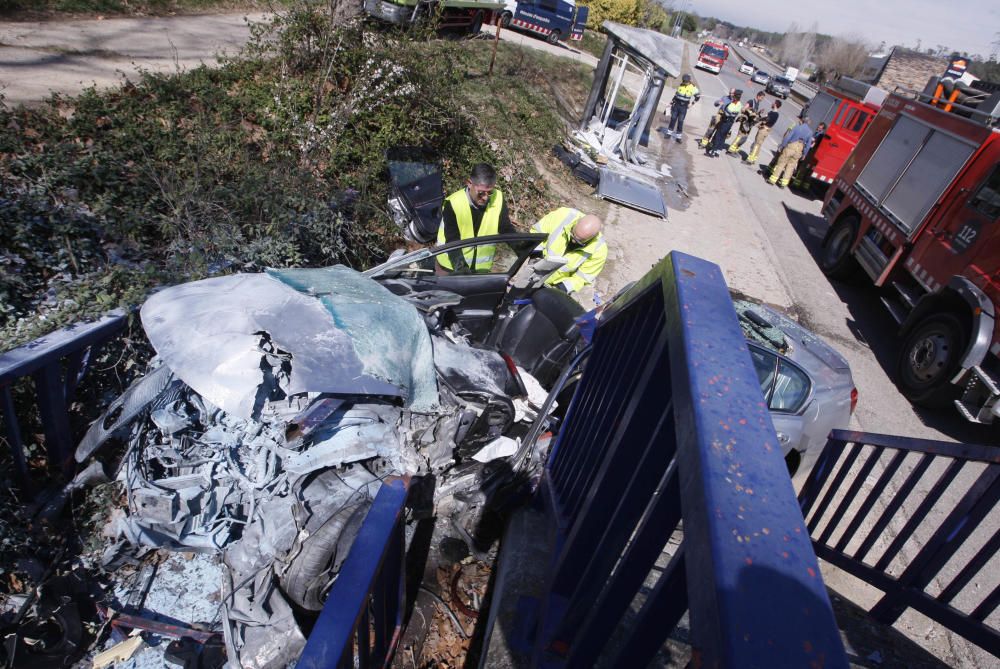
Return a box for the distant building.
[859,47,948,92]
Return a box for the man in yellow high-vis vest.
[531,208,608,294]
[437,163,515,273]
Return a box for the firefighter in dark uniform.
[727,91,766,156]
[705,89,743,157]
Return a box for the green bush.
[0,3,590,351]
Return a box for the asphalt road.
[688,52,996,447]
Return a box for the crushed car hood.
[140,266,438,419]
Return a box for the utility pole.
[671,1,690,38]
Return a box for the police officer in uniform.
[665,74,701,143]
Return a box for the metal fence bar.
[872,458,964,572]
[833,448,907,554]
[529,252,847,668]
[32,364,74,470]
[806,438,862,533]
[1,386,28,481]
[818,445,884,546]
[826,430,1000,463]
[558,307,662,515]
[0,310,127,385]
[800,431,1000,657]
[565,461,683,667]
[298,476,409,669]
[559,319,668,531]
[546,325,618,490]
[937,528,1000,604]
[971,582,1000,621]
[0,310,128,482]
[852,452,934,562]
[662,253,844,669]
[550,358,674,603]
[547,304,638,481]
[871,468,1000,623]
[608,545,688,668]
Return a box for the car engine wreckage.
[75,265,560,668]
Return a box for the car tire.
[546,29,561,45]
[896,313,967,409]
[820,215,861,280]
[468,10,484,35]
[280,500,371,611]
[499,11,512,28]
[785,450,802,478]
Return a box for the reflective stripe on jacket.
[437,187,503,271]
[672,83,700,106]
[721,101,743,119]
[531,207,608,293]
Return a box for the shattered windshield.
[140,267,438,419]
[269,266,438,410]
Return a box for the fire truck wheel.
[820,216,860,280]
[546,29,561,45]
[468,10,484,35]
[500,11,512,28]
[896,312,967,408]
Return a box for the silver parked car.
[735,300,856,479]
[751,69,771,85]
[767,74,793,98]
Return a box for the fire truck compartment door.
[857,115,977,236]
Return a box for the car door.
[367,233,545,340]
[748,344,810,456]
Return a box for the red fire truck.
[818,76,1000,423]
[795,78,886,191]
[695,41,729,74]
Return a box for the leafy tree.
[814,35,871,81]
[580,0,640,27]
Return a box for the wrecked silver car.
[77,238,586,667]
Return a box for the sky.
[690,0,999,59]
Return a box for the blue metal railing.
[524,251,848,667]
[799,429,1000,656]
[0,309,128,482]
[298,476,410,668]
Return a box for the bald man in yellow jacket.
[531,208,608,294]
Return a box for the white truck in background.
[785,66,800,82]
